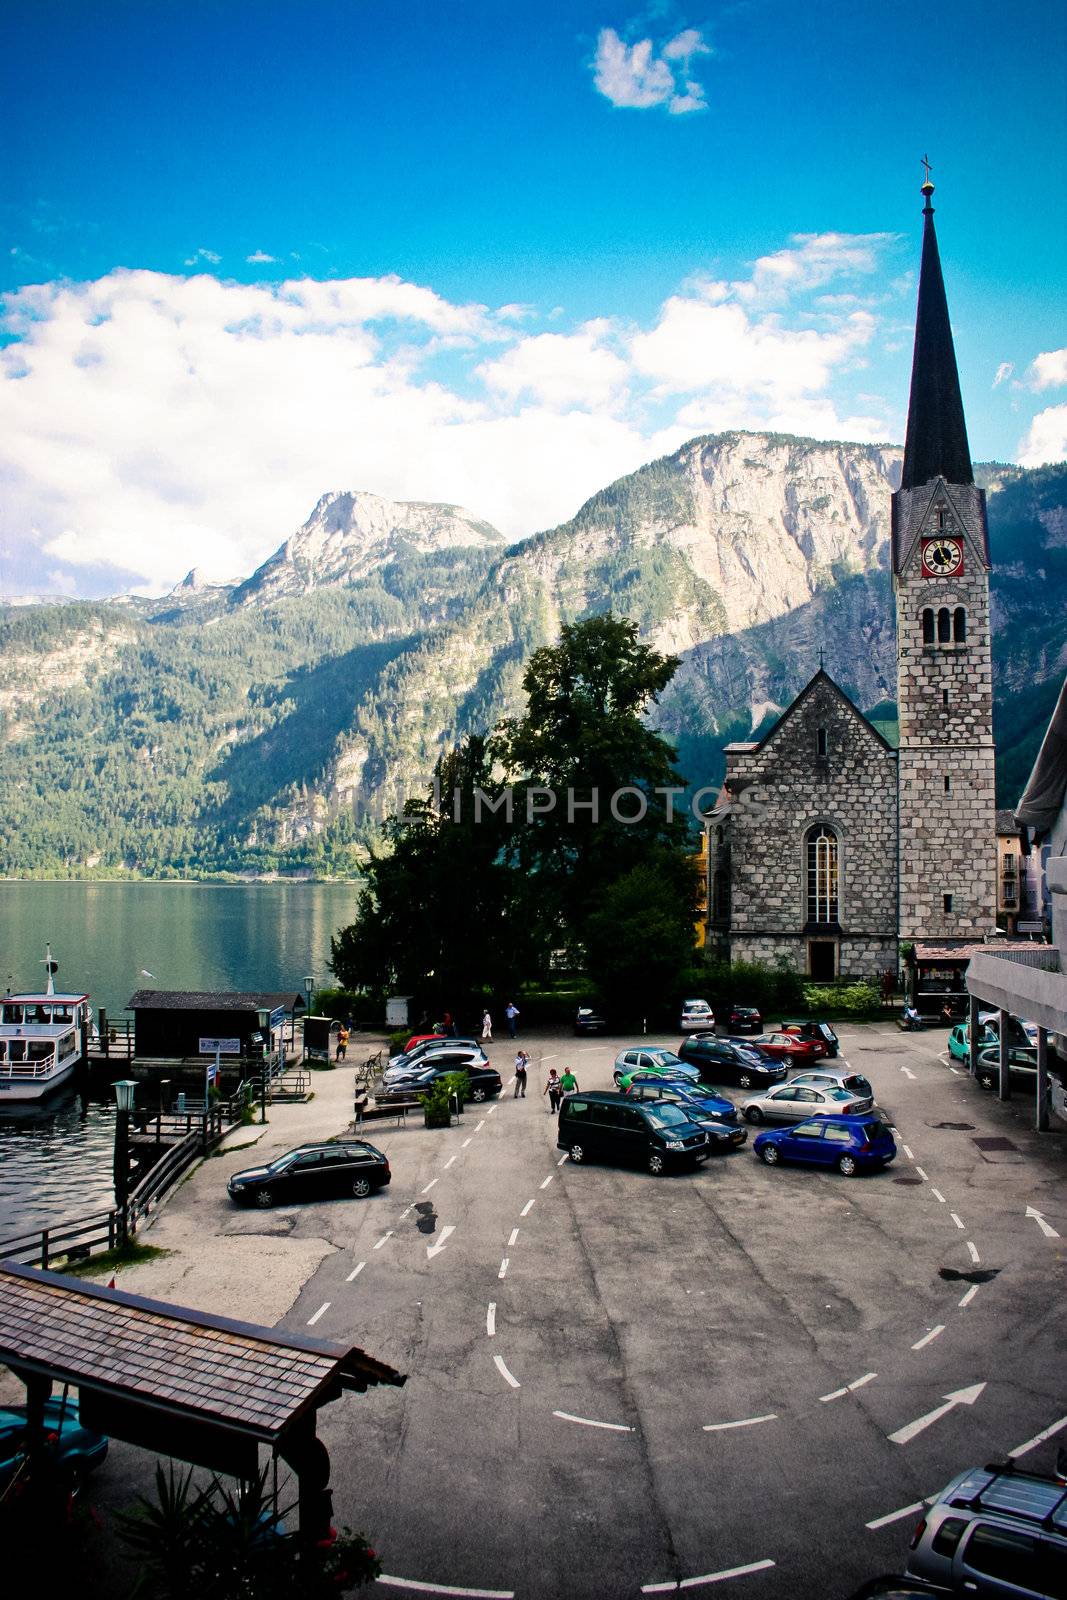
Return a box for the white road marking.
[443,1154,457,1169]
[426,1225,455,1261]
[911,1324,945,1350]
[951,1212,965,1230]
[557,1153,568,1165]
[820,1372,877,1403]
[506,1076,515,1086]
[640,1559,776,1592]
[377,1571,515,1598]
[541,1053,558,1061]
[307,1302,330,1326]
[1009,1415,1067,1459]
[949,1066,963,1075]
[914,1166,929,1181]
[901,1066,917,1080]
[931,1188,946,1203]
[508,1227,519,1247]
[461,1137,473,1148]
[888,1382,986,1445]
[1025,1204,1061,1239]
[374,1231,393,1249]
[474,1120,485,1132]
[498,1257,509,1279]
[865,1500,927,1531]
[967,1240,981,1264]
[486,1302,496,1337]
[421,1179,438,1194]
[553,1410,634,1433]
[520,1198,536,1216]
[959,1285,979,1308]
[399,1204,415,1219]
[487,1105,497,1115]
[346,1261,366,1282]
[903,1144,914,1159]
[493,1354,520,1390]
[540,1175,554,1189]
[702,1413,778,1432]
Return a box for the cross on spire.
[921,153,933,187]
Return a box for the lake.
[0,880,360,1235]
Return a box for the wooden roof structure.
[126,990,306,1013]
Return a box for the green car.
[947,1022,997,1060]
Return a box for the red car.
[403,1032,445,1054]
[749,1031,827,1063]
[725,1005,762,1034]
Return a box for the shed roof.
[914,941,1044,962]
[127,990,305,1013]
[0,1263,403,1443]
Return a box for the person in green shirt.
[559,1068,579,1095]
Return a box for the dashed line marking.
[520,1198,536,1217]
[1009,1415,1067,1459]
[346,1261,366,1282]
[461,1138,473,1148]
[474,1120,485,1132]
[377,1570,515,1597]
[486,1302,496,1337]
[421,1179,438,1194]
[967,1240,981,1264]
[493,1354,520,1389]
[553,1410,634,1433]
[931,1188,946,1203]
[307,1302,330,1326]
[541,1053,558,1061]
[820,1372,877,1403]
[865,1500,927,1531]
[702,1413,778,1432]
[903,1144,914,1159]
[508,1228,519,1247]
[557,1153,568,1165]
[949,1066,963,1075]
[399,1204,415,1219]
[911,1324,945,1350]
[540,1175,554,1190]
[487,1106,497,1115]
[640,1560,776,1592]
[959,1285,979,1308]
[443,1154,457,1169]
[914,1165,929,1181]
[498,1258,509,1279]
[951,1213,965,1230]
[374,1231,393,1250]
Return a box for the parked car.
[574,1005,608,1035]
[557,1090,710,1174]
[387,1038,485,1072]
[403,1032,445,1054]
[742,1082,872,1123]
[753,1114,896,1175]
[377,1060,502,1103]
[613,1047,701,1086]
[749,1031,828,1064]
[724,1004,762,1033]
[677,1036,787,1089]
[0,1397,108,1494]
[680,999,715,1033]
[779,1019,840,1057]
[906,1461,1067,1595]
[947,1022,999,1061]
[228,1141,391,1207]
[621,1074,739,1124]
[973,1044,1043,1092]
[788,1067,874,1100]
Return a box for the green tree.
[582,854,700,1020]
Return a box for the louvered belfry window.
[806,825,839,923]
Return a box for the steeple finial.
[921,153,934,194]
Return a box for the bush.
[801,980,882,1017]
[387,1029,409,1056]
[699,957,804,1019]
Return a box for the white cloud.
[592,25,710,114]
[476,322,629,410]
[246,250,276,264]
[993,361,1014,387]
[1028,348,1067,391]
[183,247,221,268]
[738,232,898,305]
[1017,405,1067,467]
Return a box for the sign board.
[1017,921,1044,933]
[199,1037,241,1055]
[268,1005,286,1028]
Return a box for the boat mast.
[41,944,58,997]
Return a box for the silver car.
[787,1067,874,1100]
[741,1082,872,1124]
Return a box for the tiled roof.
[0,1264,403,1442]
[127,991,304,1012]
[914,942,1045,961]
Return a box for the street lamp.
[304,974,315,1011]
[112,1079,137,1249]
[257,1008,270,1124]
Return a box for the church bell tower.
[893,168,996,942]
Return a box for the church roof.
[745,668,895,756]
[900,182,974,491]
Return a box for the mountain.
[0,433,1064,878]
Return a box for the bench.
[357,1096,422,1128]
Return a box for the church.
[706,174,997,981]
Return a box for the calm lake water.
[0,880,360,1235]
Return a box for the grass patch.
[209,1139,263,1157]
[62,1241,171,1277]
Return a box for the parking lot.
[90,1021,1067,1597]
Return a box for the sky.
[1,0,1065,599]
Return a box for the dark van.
[557,1091,710,1175]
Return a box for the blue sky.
[2,0,1064,596]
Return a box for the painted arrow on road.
[900,1066,917,1080]
[1026,1206,1061,1239]
[889,1383,986,1445]
[426,1225,456,1261]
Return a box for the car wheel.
[254,1188,273,1208]
[837,1154,858,1177]
[744,1106,763,1124]
[759,1144,779,1166]
[648,1151,665,1176]
[738,1071,754,1088]
[471,1086,487,1102]
[569,1143,584,1163]
[613,1072,623,1086]
[978,1071,996,1091]
[351,1176,372,1198]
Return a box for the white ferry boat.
[0,948,92,1102]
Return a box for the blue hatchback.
[753,1114,896,1176]
[620,1073,738,1124]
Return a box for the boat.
[0,947,92,1102]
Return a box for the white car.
[680,999,715,1033]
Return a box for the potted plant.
[420,1081,453,1129]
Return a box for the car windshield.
[650,1051,683,1066]
[828,1088,855,1100]
[268,1153,299,1172]
[644,1104,690,1129]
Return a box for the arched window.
[953,606,967,642]
[937,607,951,643]
[806,825,839,923]
[922,608,935,644]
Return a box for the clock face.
[922,537,964,578]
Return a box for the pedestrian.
[559,1066,579,1096]
[544,1067,562,1112]
[336,1024,349,1061]
[505,1001,519,1039]
[513,1049,528,1097]
[481,1009,493,1041]
[442,1010,457,1038]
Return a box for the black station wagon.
[228,1141,391,1207]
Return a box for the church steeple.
[900,169,974,491]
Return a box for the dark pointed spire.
[900,167,974,490]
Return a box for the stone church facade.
[707,176,997,979]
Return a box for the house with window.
[995,808,1045,935]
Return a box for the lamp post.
[112,1079,137,1249]
[304,975,315,1062]
[257,1008,270,1123]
